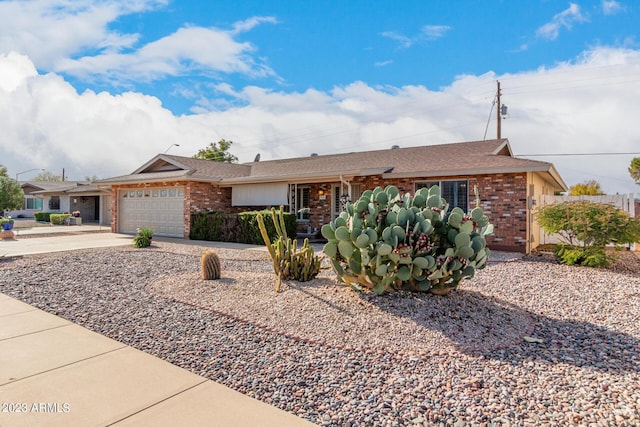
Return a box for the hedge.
[190,210,297,244]
[50,213,72,225]
[34,212,54,222]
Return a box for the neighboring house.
[97,139,567,253]
[9,181,112,225]
[8,181,84,219]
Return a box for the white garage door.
[119,188,184,238]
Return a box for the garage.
[118,187,184,237]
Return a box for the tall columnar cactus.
[257,206,322,292]
[322,185,493,295]
[201,249,222,280]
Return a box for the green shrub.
[555,245,609,267]
[50,213,71,225]
[133,227,154,248]
[536,200,640,267]
[322,185,493,295]
[190,210,297,244]
[34,212,53,222]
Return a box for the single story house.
[97,139,566,253]
[9,181,111,225]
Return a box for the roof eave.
[96,170,217,186]
[220,167,393,186]
[383,164,554,179]
[547,164,569,192]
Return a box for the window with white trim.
[286,185,311,220]
[415,180,468,212]
[25,197,43,210]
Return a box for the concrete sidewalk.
[0,230,316,426]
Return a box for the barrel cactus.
[322,185,493,295]
[201,249,222,280]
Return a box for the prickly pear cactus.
[322,185,493,295]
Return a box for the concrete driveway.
[1,227,132,258]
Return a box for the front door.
[332,183,361,220]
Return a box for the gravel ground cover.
[0,243,639,426]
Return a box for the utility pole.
[496,80,502,139]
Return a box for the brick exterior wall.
[111,173,530,251]
[351,173,528,252]
[110,181,242,238]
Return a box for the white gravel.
[0,242,638,426]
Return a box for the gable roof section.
[96,139,567,191]
[97,154,251,184]
[27,181,94,195]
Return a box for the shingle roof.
[21,181,88,191]
[27,181,95,195]
[96,139,567,190]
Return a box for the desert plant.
[201,249,222,280]
[133,227,154,248]
[322,185,493,295]
[257,206,322,292]
[536,200,640,267]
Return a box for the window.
[49,196,60,210]
[296,186,310,220]
[26,197,43,210]
[415,180,468,211]
[332,183,361,219]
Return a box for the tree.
[568,179,604,196]
[33,171,62,181]
[0,164,8,178]
[85,175,100,182]
[193,139,238,163]
[0,177,25,213]
[630,157,640,184]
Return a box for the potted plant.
[0,216,14,231]
[72,210,81,218]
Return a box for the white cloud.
[536,3,588,40]
[380,31,414,48]
[602,0,625,15]
[421,25,452,40]
[55,25,276,82]
[1,47,640,195]
[374,60,393,67]
[231,16,279,35]
[0,0,276,84]
[381,24,451,49]
[0,0,165,69]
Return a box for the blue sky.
[67,1,635,114]
[1,0,639,194]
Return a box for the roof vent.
[310,153,318,157]
[254,153,261,162]
[391,145,400,149]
